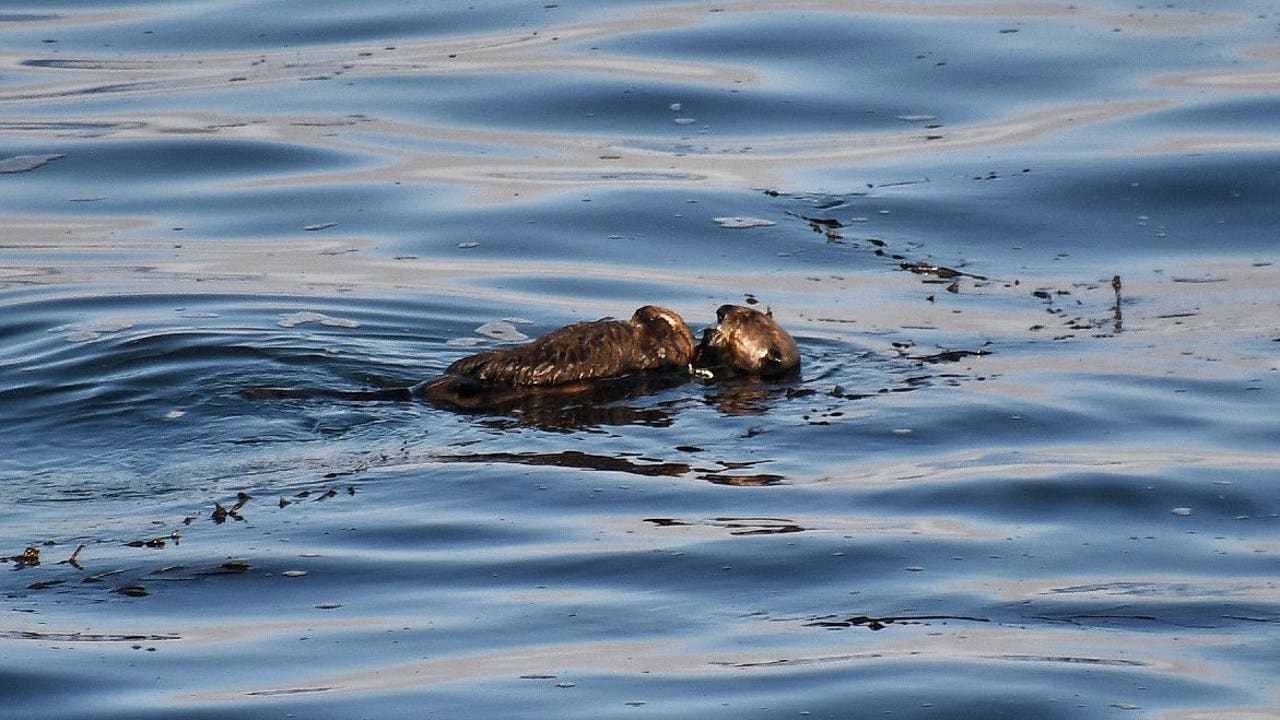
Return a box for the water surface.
[2,2,1278,718]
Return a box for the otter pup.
[417,305,697,409]
[693,304,800,379]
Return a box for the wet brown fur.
[693,304,800,379]
[417,305,696,409]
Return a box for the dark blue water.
[3,2,1278,718]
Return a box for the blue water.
[2,2,1279,718]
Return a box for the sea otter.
[416,305,697,409]
[246,303,800,412]
[692,304,800,379]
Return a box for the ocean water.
[2,2,1278,718]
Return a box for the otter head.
[694,304,800,378]
[628,305,697,369]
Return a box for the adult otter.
[693,304,800,379]
[416,305,697,409]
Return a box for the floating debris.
[6,547,41,569]
[908,348,991,364]
[899,261,987,281]
[1111,274,1123,333]
[62,544,86,569]
[201,560,250,575]
[303,222,337,231]
[797,214,843,229]
[698,473,784,487]
[644,518,690,528]
[807,614,990,631]
[125,532,180,549]
[646,517,803,535]
[211,494,250,524]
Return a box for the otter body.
[693,304,800,379]
[418,305,696,409]
[247,303,800,412]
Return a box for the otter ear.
[765,306,774,318]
